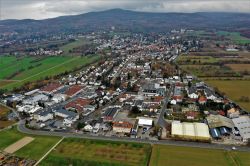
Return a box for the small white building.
[34,111,53,122]
[52,94,66,103]
[137,117,153,127]
[83,124,93,132]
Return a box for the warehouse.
[171,121,211,141]
[232,116,250,143]
[206,114,234,129]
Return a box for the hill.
[1,9,250,35]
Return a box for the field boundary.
[34,137,64,166]
[4,137,34,154]
[1,57,79,89]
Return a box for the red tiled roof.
[199,96,207,102]
[113,121,133,128]
[65,85,82,97]
[153,96,164,102]
[185,111,198,117]
[40,83,62,93]
[65,98,92,111]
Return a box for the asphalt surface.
[157,83,174,128]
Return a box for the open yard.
[150,144,250,166]
[0,55,100,90]
[205,80,250,112]
[0,127,61,160]
[40,138,151,166]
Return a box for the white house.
[83,124,93,132]
[34,111,53,122]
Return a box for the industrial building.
[171,121,211,141]
[232,116,250,143]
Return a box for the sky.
[1,0,250,20]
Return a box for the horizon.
[1,0,250,20]
[1,8,250,21]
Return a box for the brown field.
[0,105,16,129]
[0,105,9,117]
[225,64,250,72]
[205,80,250,111]
[0,80,18,88]
[4,137,34,154]
[0,121,15,129]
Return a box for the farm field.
[205,80,250,112]
[40,138,151,166]
[60,38,88,55]
[0,105,15,129]
[216,31,250,45]
[225,64,250,72]
[149,144,250,166]
[0,127,61,160]
[0,55,100,90]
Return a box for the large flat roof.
[232,116,250,140]
[172,122,210,139]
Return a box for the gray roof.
[55,109,77,117]
[37,110,52,116]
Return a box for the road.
[17,120,250,152]
[157,83,174,128]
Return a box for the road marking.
[34,137,64,166]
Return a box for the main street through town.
[17,120,250,152]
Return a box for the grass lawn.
[41,138,151,166]
[205,80,250,112]
[0,55,100,90]
[150,144,250,166]
[0,127,61,160]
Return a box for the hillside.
[1,9,250,35]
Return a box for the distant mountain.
[1,9,250,35]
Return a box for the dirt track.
[4,137,34,154]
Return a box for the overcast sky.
[1,0,250,20]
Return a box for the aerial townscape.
[0,1,250,166]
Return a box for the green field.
[0,127,61,160]
[205,80,250,112]
[0,55,100,90]
[150,144,250,166]
[41,138,151,166]
[60,38,88,55]
[217,31,250,44]
[1,127,250,165]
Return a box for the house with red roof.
[65,98,92,113]
[198,96,207,105]
[40,83,64,95]
[65,85,83,98]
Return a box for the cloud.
[1,0,250,20]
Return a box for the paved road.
[157,84,174,128]
[17,120,250,152]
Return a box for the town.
[1,30,249,148]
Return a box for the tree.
[77,122,85,130]
[131,106,141,115]
[127,81,132,91]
